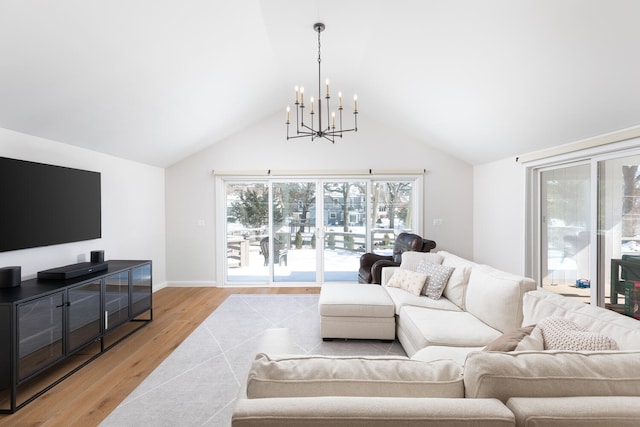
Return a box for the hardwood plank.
[0,286,319,427]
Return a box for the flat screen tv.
[0,157,101,252]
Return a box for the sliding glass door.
[322,180,367,282]
[272,181,318,283]
[532,150,640,309]
[221,174,421,286]
[539,164,591,302]
[598,154,640,308]
[225,182,270,282]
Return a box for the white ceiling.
[1,0,639,167]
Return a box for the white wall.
[165,111,473,285]
[473,157,527,275]
[0,128,167,288]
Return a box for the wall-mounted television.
[0,157,101,252]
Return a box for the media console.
[0,260,152,413]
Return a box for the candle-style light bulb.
[353,94,358,112]
[300,87,305,106]
[310,97,315,113]
[286,105,290,123]
[331,111,336,128]
[326,79,330,97]
[294,86,299,104]
[338,91,343,109]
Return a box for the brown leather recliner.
[358,232,436,284]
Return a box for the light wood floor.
[0,286,320,427]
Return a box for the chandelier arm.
[326,127,357,135]
[287,133,316,140]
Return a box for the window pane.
[598,155,640,313]
[226,182,269,283]
[371,181,414,255]
[323,181,367,281]
[273,182,316,283]
[540,165,591,302]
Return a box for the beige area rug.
[100,293,406,427]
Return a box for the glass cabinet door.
[17,293,64,381]
[67,280,102,353]
[130,264,151,317]
[104,271,129,330]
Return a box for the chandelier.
[286,23,358,143]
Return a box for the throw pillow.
[416,260,454,299]
[537,317,619,351]
[514,325,545,351]
[386,268,428,296]
[483,325,536,352]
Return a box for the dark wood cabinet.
[0,260,152,413]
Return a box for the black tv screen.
[0,157,101,252]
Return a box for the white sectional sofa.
[232,251,640,426]
[383,251,537,361]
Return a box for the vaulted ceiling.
[1,0,639,167]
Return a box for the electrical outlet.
[433,218,443,226]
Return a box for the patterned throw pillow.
[417,260,454,299]
[386,268,428,296]
[537,317,619,351]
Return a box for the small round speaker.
[0,266,21,288]
[91,250,104,263]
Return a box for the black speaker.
[91,250,104,263]
[0,266,21,288]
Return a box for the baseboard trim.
[165,281,218,287]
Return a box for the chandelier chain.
[317,27,322,65]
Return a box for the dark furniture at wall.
[610,255,640,318]
[0,260,152,413]
[260,237,288,266]
[358,233,436,284]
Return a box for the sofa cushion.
[464,350,640,403]
[246,353,464,399]
[483,325,536,352]
[523,289,640,350]
[417,261,454,299]
[438,251,476,309]
[233,397,516,427]
[398,305,502,351]
[384,286,462,315]
[506,396,640,427]
[537,317,619,351]
[319,283,395,318]
[400,251,444,271]
[465,265,536,333]
[386,268,427,296]
[411,345,483,366]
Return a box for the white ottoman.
[319,283,396,340]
